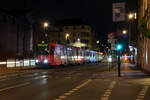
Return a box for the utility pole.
[118,51,121,77]
[116,44,122,77]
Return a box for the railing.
[0,59,36,68]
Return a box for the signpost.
[112,2,126,22]
[112,2,125,77]
[108,56,112,71]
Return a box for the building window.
[81,26,84,29]
[65,26,69,29]
[72,26,75,30]
[72,32,76,36]
[85,40,89,43]
[81,39,89,43]
[81,32,89,37]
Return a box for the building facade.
[138,0,150,72]
[0,10,34,60]
[34,22,98,50]
[61,25,97,50]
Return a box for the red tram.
[35,42,103,67]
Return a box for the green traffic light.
[116,44,123,50]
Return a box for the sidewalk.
[0,66,36,74]
[100,63,149,80]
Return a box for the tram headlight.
[36,59,39,63]
[44,59,48,63]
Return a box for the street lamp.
[96,40,99,44]
[43,22,49,43]
[43,22,49,28]
[65,33,70,40]
[77,38,80,42]
[128,12,137,46]
[128,13,137,20]
[128,13,134,20]
[65,33,70,45]
[122,30,127,35]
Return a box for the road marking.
[64,92,71,96]
[72,88,78,91]
[136,86,149,100]
[68,90,74,93]
[101,97,108,100]
[59,96,66,99]
[0,82,30,92]
[101,81,116,100]
[137,96,144,98]
[0,76,7,79]
[65,77,71,79]
[104,94,110,97]
[54,79,92,100]
[106,89,112,92]
[105,91,111,95]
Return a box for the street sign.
[108,32,114,40]
[111,43,116,50]
[112,2,126,22]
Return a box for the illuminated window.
[81,26,84,29]
[145,48,148,65]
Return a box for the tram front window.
[37,44,49,55]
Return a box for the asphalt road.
[0,63,150,100]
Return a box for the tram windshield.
[36,43,49,55]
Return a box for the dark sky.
[0,0,137,41]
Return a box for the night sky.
[0,0,137,42]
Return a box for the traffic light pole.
[118,51,121,77]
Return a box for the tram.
[35,42,103,67]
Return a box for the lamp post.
[96,40,100,51]
[43,22,49,37]
[65,33,70,45]
[43,22,49,43]
[108,56,112,71]
[128,13,137,46]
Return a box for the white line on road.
[136,86,149,100]
[59,96,66,99]
[0,76,7,79]
[101,81,116,100]
[54,79,92,100]
[0,82,30,92]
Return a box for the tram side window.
[50,46,55,55]
[60,47,63,56]
[79,50,82,56]
[63,48,67,56]
[72,48,76,56]
[86,51,90,57]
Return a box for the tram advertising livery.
[35,42,103,67]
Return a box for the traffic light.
[116,43,122,77]
[116,44,123,51]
